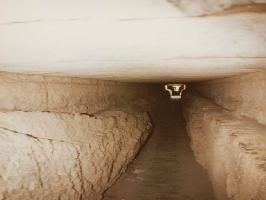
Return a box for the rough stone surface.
[0,72,155,113]
[182,92,266,200]
[194,71,266,125]
[168,0,266,16]
[0,109,152,200]
[0,72,155,200]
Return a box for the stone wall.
[0,72,155,114]
[0,72,156,200]
[183,71,266,200]
[182,76,266,200]
[194,71,266,125]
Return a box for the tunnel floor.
[103,101,215,200]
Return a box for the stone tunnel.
[0,0,266,200]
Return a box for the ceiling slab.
[0,0,265,82]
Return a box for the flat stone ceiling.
[0,0,265,82]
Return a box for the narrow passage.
[103,100,215,200]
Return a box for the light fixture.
[165,84,186,100]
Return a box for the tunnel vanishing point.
[0,0,266,200]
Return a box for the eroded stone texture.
[194,71,266,125]
[168,0,266,16]
[0,72,154,113]
[0,101,153,200]
[0,72,155,200]
[182,93,266,200]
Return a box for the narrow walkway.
[103,101,215,200]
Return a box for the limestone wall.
[0,72,155,114]
[0,72,155,200]
[183,72,266,200]
[182,92,266,200]
[194,71,266,125]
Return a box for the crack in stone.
[62,163,80,197]
[29,145,44,188]
[74,146,86,199]
[0,126,81,145]
[1,7,266,27]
